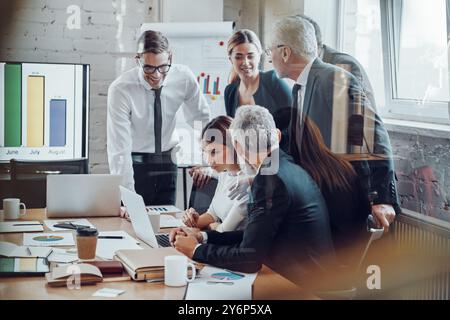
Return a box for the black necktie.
[291,83,302,111]
[289,84,303,162]
[152,87,163,154]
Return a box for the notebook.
[45,263,103,287]
[0,257,50,275]
[114,247,197,281]
[0,221,44,233]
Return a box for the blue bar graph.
[49,99,66,146]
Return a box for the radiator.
[393,210,450,300]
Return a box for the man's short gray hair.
[229,105,278,154]
[271,16,318,60]
[296,14,323,49]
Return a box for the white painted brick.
[14,8,56,24]
[72,38,113,53]
[44,51,82,63]
[90,80,111,96]
[89,96,108,109]
[0,48,47,62]
[83,1,115,13]
[108,40,138,53]
[80,53,118,67]
[16,0,49,10]
[33,36,74,51]
[83,11,118,26]
[90,164,109,174]
[0,35,39,50]
[13,22,65,38]
[63,24,118,40]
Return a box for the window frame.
[379,0,450,124]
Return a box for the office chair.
[315,192,385,300]
[10,158,89,208]
[0,162,12,209]
[188,177,218,214]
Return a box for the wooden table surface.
[0,209,316,300]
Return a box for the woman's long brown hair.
[298,117,357,192]
[201,116,237,164]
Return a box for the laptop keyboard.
[156,233,171,247]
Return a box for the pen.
[207,281,234,285]
[26,247,32,256]
[13,223,43,226]
[98,236,124,239]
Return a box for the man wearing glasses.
[107,30,210,205]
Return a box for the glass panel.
[394,0,449,102]
[342,0,386,109]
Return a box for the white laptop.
[119,186,171,248]
[46,174,121,218]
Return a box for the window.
[339,0,450,124]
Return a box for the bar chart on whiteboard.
[0,62,89,161]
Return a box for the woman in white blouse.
[182,116,250,232]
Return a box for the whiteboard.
[140,22,234,165]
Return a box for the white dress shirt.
[294,57,316,107]
[206,171,249,232]
[107,64,210,191]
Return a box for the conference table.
[0,209,317,300]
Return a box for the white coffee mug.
[148,212,160,234]
[3,198,27,220]
[164,255,196,287]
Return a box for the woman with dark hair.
[182,116,249,232]
[294,116,368,264]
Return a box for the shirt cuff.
[200,231,208,244]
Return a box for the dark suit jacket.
[289,58,400,213]
[224,70,292,152]
[192,149,336,285]
[322,45,377,113]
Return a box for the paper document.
[0,241,53,258]
[185,282,252,300]
[0,221,44,233]
[44,219,95,231]
[96,231,142,260]
[93,288,125,298]
[23,233,75,247]
[159,214,184,228]
[184,266,257,300]
[198,266,257,284]
[47,248,79,263]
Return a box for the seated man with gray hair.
[170,105,336,288]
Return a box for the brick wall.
[392,132,450,222]
[1,0,448,219]
[0,0,158,173]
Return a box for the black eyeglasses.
[264,45,286,56]
[137,59,171,74]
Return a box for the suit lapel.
[303,59,323,116]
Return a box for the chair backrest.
[188,177,218,214]
[315,215,384,300]
[10,158,89,208]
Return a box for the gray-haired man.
[169,106,336,288]
[266,15,399,232]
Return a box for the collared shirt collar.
[295,57,316,87]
